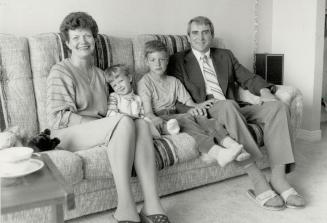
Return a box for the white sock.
[221,136,243,150]
[207,144,242,167]
[221,136,251,162]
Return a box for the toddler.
[137,40,250,167]
[104,64,180,138]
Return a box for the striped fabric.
[248,123,264,147]
[56,33,113,70]
[0,82,6,131]
[154,136,178,170]
[0,64,4,130]
[201,55,226,100]
[153,35,190,55]
[131,136,178,176]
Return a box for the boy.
[104,64,180,138]
[137,40,250,167]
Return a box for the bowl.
[0,147,34,163]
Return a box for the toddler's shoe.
[166,119,180,135]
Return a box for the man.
[167,16,305,210]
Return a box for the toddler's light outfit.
[107,91,179,138]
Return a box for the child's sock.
[220,136,251,162]
[207,144,242,167]
[166,119,180,135]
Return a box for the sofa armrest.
[238,85,303,140]
[275,85,303,140]
[43,149,84,185]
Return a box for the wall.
[256,0,273,53]
[323,39,327,101]
[0,0,257,70]
[323,0,327,105]
[257,0,325,141]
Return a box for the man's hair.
[187,16,214,36]
[104,64,130,83]
[144,40,168,58]
[60,12,99,42]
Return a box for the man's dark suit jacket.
[167,48,273,111]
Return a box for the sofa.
[0,33,303,222]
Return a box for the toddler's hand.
[151,116,165,132]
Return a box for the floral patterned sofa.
[0,33,303,222]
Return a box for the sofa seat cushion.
[75,146,110,180]
[75,133,197,180]
[45,150,83,185]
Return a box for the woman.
[46,12,170,223]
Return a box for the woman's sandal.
[113,215,141,223]
[247,189,285,211]
[280,187,306,209]
[139,210,171,223]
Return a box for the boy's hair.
[144,40,168,58]
[104,64,130,83]
[187,16,214,36]
[60,12,98,42]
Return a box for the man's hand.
[187,107,207,117]
[260,88,278,103]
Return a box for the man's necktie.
[201,55,226,100]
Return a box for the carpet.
[68,123,327,223]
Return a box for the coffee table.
[1,153,75,223]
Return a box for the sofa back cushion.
[28,33,134,131]
[0,34,39,136]
[132,34,225,84]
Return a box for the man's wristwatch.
[268,85,277,94]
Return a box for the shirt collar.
[192,49,211,61]
[121,91,135,100]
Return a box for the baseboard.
[297,128,322,141]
